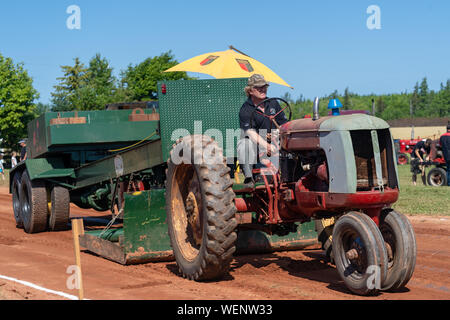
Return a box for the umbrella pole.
[229,45,250,57]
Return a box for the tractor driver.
[237,74,288,188]
[410,138,432,186]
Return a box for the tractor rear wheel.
[19,171,48,234]
[49,186,70,231]
[12,172,23,228]
[379,209,416,291]
[427,167,447,186]
[332,211,388,295]
[166,135,237,281]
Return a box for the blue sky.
[0,0,449,104]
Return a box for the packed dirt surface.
[0,185,448,300]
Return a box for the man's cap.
[18,139,26,144]
[247,74,269,87]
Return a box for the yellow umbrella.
[164,46,292,88]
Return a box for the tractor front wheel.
[332,211,388,295]
[166,135,237,281]
[379,209,416,291]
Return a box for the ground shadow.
[165,262,235,281]
[231,250,355,293]
[69,215,122,231]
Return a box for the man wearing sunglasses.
[237,74,288,188]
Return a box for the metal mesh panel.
[157,78,248,161]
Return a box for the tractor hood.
[280,114,390,133]
[280,114,397,193]
[280,114,390,151]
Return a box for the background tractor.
[10,78,416,295]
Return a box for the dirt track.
[0,186,449,300]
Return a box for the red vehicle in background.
[394,138,447,186]
[395,139,422,165]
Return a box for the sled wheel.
[332,211,388,295]
[49,186,70,231]
[19,171,48,234]
[166,135,237,281]
[12,172,23,228]
[379,209,417,291]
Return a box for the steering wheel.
[250,97,292,130]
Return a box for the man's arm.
[240,107,277,155]
[414,148,422,161]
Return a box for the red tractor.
[168,97,416,296]
[396,138,447,185]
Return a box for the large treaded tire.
[19,171,48,234]
[379,209,416,291]
[12,172,23,228]
[49,186,70,231]
[166,135,237,281]
[332,211,388,296]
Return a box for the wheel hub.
[185,191,202,246]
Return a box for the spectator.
[0,157,4,181]
[410,138,432,186]
[11,151,17,168]
[19,139,27,162]
[439,122,450,186]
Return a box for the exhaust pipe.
[312,97,319,120]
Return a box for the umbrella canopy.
[164,47,292,88]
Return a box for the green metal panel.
[117,189,317,264]
[48,122,158,146]
[371,130,384,188]
[320,130,357,193]
[85,228,123,242]
[235,222,318,254]
[28,109,160,159]
[157,78,248,161]
[23,158,73,180]
[122,189,173,264]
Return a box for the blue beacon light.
[328,98,342,116]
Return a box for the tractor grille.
[350,129,397,191]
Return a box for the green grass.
[392,165,450,216]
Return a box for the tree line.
[47,51,192,112]
[0,50,449,150]
[283,77,450,120]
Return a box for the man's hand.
[266,141,279,157]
